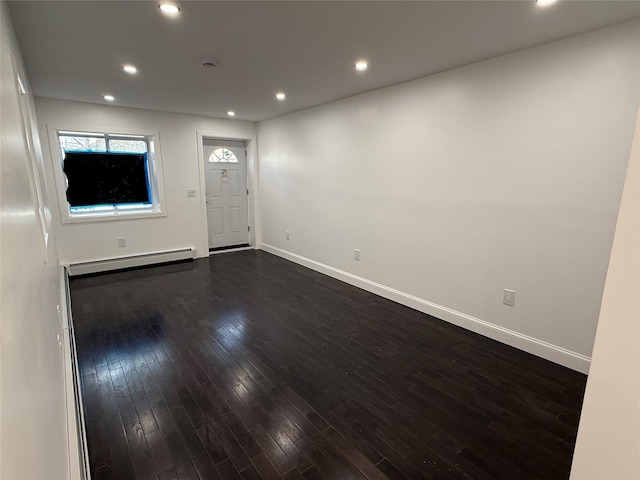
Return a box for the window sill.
[61,209,167,224]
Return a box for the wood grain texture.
[71,250,586,480]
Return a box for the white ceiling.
[8,1,640,122]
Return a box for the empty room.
[1,1,638,479]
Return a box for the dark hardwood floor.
[70,250,586,480]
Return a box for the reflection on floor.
[71,250,586,480]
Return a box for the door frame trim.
[196,131,259,258]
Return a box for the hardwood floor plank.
[177,466,200,480]
[251,452,283,480]
[124,421,157,480]
[239,465,265,480]
[322,427,389,480]
[215,458,244,480]
[71,251,586,480]
[169,405,206,458]
[165,430,196,472]
[196,423,229,464]
[191,451,222,480]
[209,416,253,471]
[375,458,410,480]
[146,429,175,474]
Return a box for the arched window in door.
[208,147,238,163]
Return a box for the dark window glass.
[63,152,151,209]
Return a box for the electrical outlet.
[187,188,196,198]
[118,237,126,248]
[354,249,360,261]
[503,289,516,307]
[286,231,290,240]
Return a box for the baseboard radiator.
[67,247,195,277]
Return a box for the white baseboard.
[260,243,591,374]
[60,267,90,479]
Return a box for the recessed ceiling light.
[158,3,180,15]
[536,0,557,5]
[276,92,286,101]
[355,60,368,72]
[104,95,115,102]
[227,111,235,117]
[122,64,138,75]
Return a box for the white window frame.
[48,126,167,224]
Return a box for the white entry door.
[203,139,249,249]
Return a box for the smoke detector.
[201,60,218,68]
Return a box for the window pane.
[109,139,147,153]
[59,135,106,152]
[209,147,238,163]
[63,152,151,208]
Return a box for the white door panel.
[230,206,240,233]
[211,208,224,235]
[209,170,223,197]
[229,170,239,196]
[203,140,249,249]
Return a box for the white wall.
[35,97,257,265]
[570,107,640,479]
[257,20,640,371]
[0,3,69,478]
